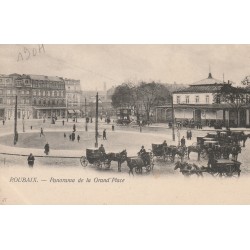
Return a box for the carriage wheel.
[223,166,240,178]
[80,156,88,167]
[94,160,101,168]
[146,165,151,172]
[135,166,141,174]
[104,160,111,169]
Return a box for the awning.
[68,110,75,114]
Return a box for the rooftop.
[191,72,223,85]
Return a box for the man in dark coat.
[77,135,80,143]
[72,132,75,141]
[73,124,76,132]
[27,153,35,167]
[44,143,50,155]
[207,148,215,168]
[181,136,186,147]
[103,129,107,140]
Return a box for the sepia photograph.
[1,44,250,204]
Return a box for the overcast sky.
[1,44,250,90]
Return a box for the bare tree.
[213,84,248,127]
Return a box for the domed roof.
[191,73,223,85]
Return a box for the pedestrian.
[44,143,50,155]
[30,126,33,130]
[62,120,65,126]
[73,124,76,132]
[27,153,35,167]
[40,128,45,137]
[77,135,80,142]
[189,130,192,140]
[69,134,72,141]
[103,129,107,140]
[72,132,75,141]
[207,148,215,168]
[186,130,190,140]
[181,136,186,147]
[64,133,66,139]
[2,120,5,125]
[112,124,115,131]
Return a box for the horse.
[126,152,152,175]
[164,146,185,162]
[174,161,203,177]
[106,149,127,172]
[187,145,201,161]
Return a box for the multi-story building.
[0,74,66,120]
[64,78,82,118]
[172,72,246,127]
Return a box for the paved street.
[0,118,250,176]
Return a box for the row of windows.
[4,98,30,104]
[0,79,11,83]
[32,82,64,89]
[33,99,65,106]
[176,95,210,104]
[0,89,30,95]
[33,90,65,97]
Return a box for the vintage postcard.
[1,44,250,204]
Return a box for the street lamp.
[95,92,99,148]
[14,95,18,145]
[171,95,175,141]
[85,97,88,131]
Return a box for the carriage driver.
[162,140,168,147]
[99,144,106,158]
[138,146,148,165]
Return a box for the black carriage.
[80,148,111,168]
[175,159,241,178]
[152,144,167,161]
[207,159,241,177]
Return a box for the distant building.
[64,78,82,118]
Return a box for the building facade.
[0,74,66,120]
[172,73,246,127]
[64,78,82,118]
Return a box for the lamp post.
[171,95,175,141]
[95,92,98,148]
[14,95,18,145]
[85,97,88,131]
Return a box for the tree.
[111,83,135,109]
[213,84,248,127]
[137,82,171,123]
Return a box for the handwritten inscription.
[17,44,45,62]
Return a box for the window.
[12,90,16,95]
[206,95,209,104]
[21,90,24,95]
[33,91,36,96]
[48,91,50,97]
[26,99,30,104]
[26,90,30,95]
[0,98,3,104]
[185,96,189,104]
[7,98,11,104]
[38,91,41,96]
[21,99,25,104]
[52,91,54,97]
[25,80,28,84]
[0,90,3,95]
[195,96,199,103]
[52,100,55,105]
[7,90,11,95]
[177,96,180,104]
[33,99,37,105]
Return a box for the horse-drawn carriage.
[175,159,241,177]
[152,144,186,162]
[126,151,154,175]
[80,148,111,168]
